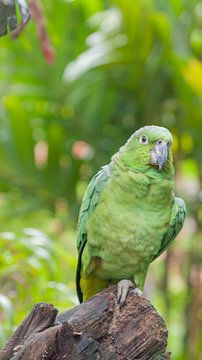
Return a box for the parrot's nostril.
[157,140,163,145]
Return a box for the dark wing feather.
[153,197,186,261]
[76,165,111,302]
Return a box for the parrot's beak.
[150,141,168,170]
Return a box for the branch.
[0,285,170,360]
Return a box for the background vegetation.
[0,0,202,359]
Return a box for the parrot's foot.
[117,279,134,306]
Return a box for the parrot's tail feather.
[76,238,87,303]
[80,274,110,302]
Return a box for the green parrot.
[76,125,186,305]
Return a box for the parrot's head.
[118,125,174,175]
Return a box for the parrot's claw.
[132,287,143,296]
[117,279,134,306]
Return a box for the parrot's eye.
[139,135,148,145]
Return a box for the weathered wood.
[0,285,170,360]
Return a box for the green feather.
[152,197,186,260]
[76,165,111,302]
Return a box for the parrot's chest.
[87,173,173,280]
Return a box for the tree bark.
[0,285,170,360]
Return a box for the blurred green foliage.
[0,0,202,359]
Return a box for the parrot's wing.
[153,197,186,261]
[76,165,111,302]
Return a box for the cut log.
[0,285,170,360]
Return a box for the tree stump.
[0,285,170,360]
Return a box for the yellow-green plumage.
[76,126,186,302]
